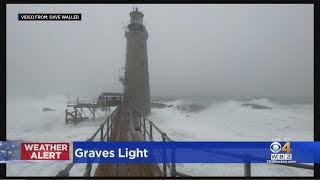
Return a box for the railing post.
[74,108,77,125]
[111,111,113,121]
[110,113,114,135]
[162,133,167,177]
[113,109,116,123]
[244,163,251,177]
[149,121,153,141]
[143,117,146,140]
[139,113,142,130]
[65,109,68,124]
[83,163,92,176]
[93,107,95,121]
[56,163,74,177]
[106,117,110,141]
[56,169,69,177]
[244,153,251,177]
[171,141,176,177]
[100,124,104,141]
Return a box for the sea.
[6,94,313,176]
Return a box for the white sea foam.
[149,98,313,176]
[6,95,313,176]
[6,95,111,176]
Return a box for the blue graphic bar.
[72,141,320,163]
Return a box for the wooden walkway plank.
[94,106,162,177]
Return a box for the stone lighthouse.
[122,7,151,115]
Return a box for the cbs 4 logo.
[270,142,291,153]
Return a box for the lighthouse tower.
[123,7,151,115]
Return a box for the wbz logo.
[270,142,292,160]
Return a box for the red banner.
[21,143,70,160]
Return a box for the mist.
[6,4,313,99]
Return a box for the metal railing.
[67,99,97,105]
[119,76,127,85]
[128,103,314,177]
[128,103,190,177]
[196,148,314,177]
[57,102,314,177]
[56,105,121,177]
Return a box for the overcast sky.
[7,4,313,98]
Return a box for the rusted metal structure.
[65,93,122,125]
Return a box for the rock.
[188,104,207,113]
[151,102,207,113]
[176,105,188,112]
[150,102,168,109]
[42,108,56,112]
[242,103,272,110]
[176,104,207,113]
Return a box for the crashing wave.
[241,103,272,110]
[151,101,207,113]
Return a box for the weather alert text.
[21,143,70,161]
